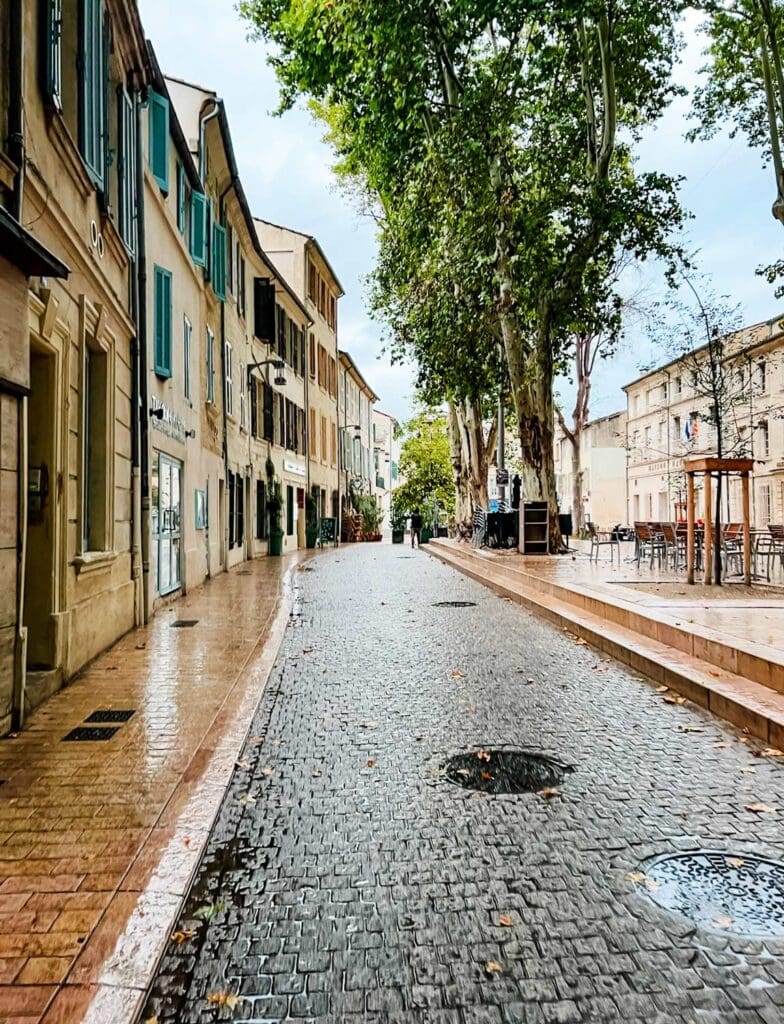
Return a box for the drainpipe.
[129,79,144,627]
[12,396,28,732]
[9,0,24,220]
[136,89,151,623]
[219,172,235,568]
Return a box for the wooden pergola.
[684,457,754,586]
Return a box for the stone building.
[254,219,342,524]
[372,409,401,531]
[623,316,784,527]
[553,410,628,530]
[338,351,378,532]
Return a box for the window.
[148,89,169,192]
[331,422,337,466]
[228,471,244,550]
[760,483,772,525]
[308,261,317,302]
[633,395,640,415]
[80,0,107,186]
[673,415,681,441]
[321,415,328,464]
[290,322,299,375]
[42,0,63,111]
[225,341,233,416]
[117,87,137,253]
[176,161,186,232]
[675,376,682,395]
[658,421,665,444]
[206,326,215,403]
[183,316,192,401]
[250,378,258,437]
[239,363,246,429]
[153,266,172,378]
[278,391,285,446]
[262,383,274,442]
[644,425,651,449]
[190,192,206,266]
[309,408,317,460]
[758,420,770,457]
[286,485,294,536]
[758,360,768,393]
[277,306,287,362]
[211,223,227,300]
[309,333,316,378]
[237,253,246,318]
[227,225,234,296]
[82,338,109,552]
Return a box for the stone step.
[425,539,784,748]
[427,538,784,696]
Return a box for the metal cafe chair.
[587,522,621,563]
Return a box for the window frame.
[153,265,173,379]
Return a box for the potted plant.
[305,490,319,549]
[391,498,406,544]
[357,495,383,541]
[420,497,437,544]
[266,457,284,556]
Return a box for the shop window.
[286,485,294,536]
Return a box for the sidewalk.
[0,552,307,1024]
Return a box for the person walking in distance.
[410,508,423,549]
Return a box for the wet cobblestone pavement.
[140,544,784,1024]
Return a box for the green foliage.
[394,411,455,516]
[356,494,383,533]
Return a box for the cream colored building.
[254,219,342,522]
[553,410,627,530]
[623,316,784,527]
[338,351,378,533]
[372,409,401,529]
[0,0,149,726]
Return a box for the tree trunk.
[448,397,495,523]
[571,441,583,536]
[447,400,472,523]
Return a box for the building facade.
[255,219,342,523]
[372,409,400,531]
[338,351,378,533]
[553,410,627,530]
[623,317,784,527]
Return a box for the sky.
[138,2,783,425]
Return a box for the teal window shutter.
[176,161,185,232]
[42,0,62,109]
[148,90,170,192]
[117,87,136,254]
[212,223,227,300]
[79,0,105,186]
[190,192,206,266]
[153,266,173,378]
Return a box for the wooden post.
[686,470,695,586]
[703,470,713,585]
[742,471,751,586]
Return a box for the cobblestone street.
[141,543,784,1024]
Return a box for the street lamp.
[248,358,286,388]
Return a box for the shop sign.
[284,460,306,477]
[151,396,185,443]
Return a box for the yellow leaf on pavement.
[728,858,745,868]
[745,802,776,814]
[485,961,503,975]
[498,914,513,926]
[626,871,647,884]
[171,929,197,944]
[206,992,241,1008]
[538,787,560,800]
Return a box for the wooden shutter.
[153,267,172,378]
[211,223,226,300]
[250,378,258,437]
[176,162,185,232]
[277,307,287,361]
[117,87,136,253]
[190,193,206,266]
[42,0,62,110]
[80,0,105,185]
[263,383,274,442]
[148,90,170,192]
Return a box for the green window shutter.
[190,192,206,266]
[148,90,169,192]
[117,87,136,254]
[212,223,227,300]
[79,0,105,186]
[176,162,185,232]
[153,267,173,378]
[42,0,62,109]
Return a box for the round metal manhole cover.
[443,749,568,794]
[433,601,477,608]
[639,852,784,938]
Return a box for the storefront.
[151,451,183,597]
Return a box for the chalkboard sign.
[496,467,509,487]
[319,517,337,546]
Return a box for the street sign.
[496,468,509,487]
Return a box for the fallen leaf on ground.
[763,747,783,757]
[728,857,745,868]
[235,759,251,770]
[135,643,146,650]
[171,929,197,944]
[485,961,503,975]
[663,695,687,705]
[745,802,776,814]
[626,871,647,884]
[574,637,588,646]
[678,725,704,733]
[645,879,661,891]
[261,767,275,777]
[144,1017,159,1024]
[367,759,377,768]
[359,722,378,730]
[206,992,241,1009]
[498,914,513,927]
[302,648,315,654]
[538,787,560,800]
[656,685,669,693]
[465,706,477,714]
[740,766,756,774]
[451,670,464,678]
[415,735,424,741]
[311,770,322,778]
[480,771,492,781]
[239,793,255,805]
[712,914,734,930]
[270,739,284,746]
[476,750,492,762]
[456,769,470,777]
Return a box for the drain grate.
[84,709,136,724]
[171,620,199,628]
[434,600,477,608]
[236,571,252,576]
[639,851,784,938]
[443,749,569,794]
[63,726,120,742]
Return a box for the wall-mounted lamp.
[149,407,164,420]
[185,429,196,439]
[248,358,287,388]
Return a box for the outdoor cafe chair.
[587,522,621,563]
[660,522,685,569]
[634,522,666,568]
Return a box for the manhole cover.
[63,726,120,742]
[443,749,568,794]
[84,709,136,723]
[433,601,477,608]
[640,852,784,938]
[171,620,199,628]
